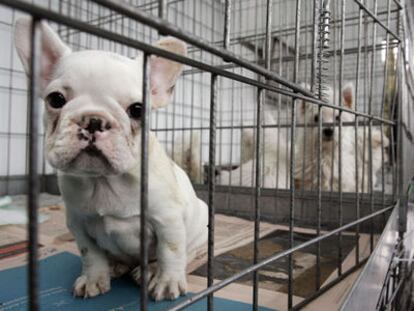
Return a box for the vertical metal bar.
[379,0,392,209]
[197,0,203,185]
[189,0,196,184]
[288,0,301,309]
[390,69,398,200]
[264,0,272,71]
[250,0,259,189]
[5,10,16,195]
[329,0,336,194]
[260,0,272,191]
[171,0,177,174]
[27,17,42,311]
[337,0,345,277]
[316,106,322,289]
[154,0,161,133]
[140,53,150,311]
[299,0,310,198]
[238,0,245,188]
[207,73,217,311]
[223,0,231,49]
[396,10,406,237]
[354,7,363,265]
[252,88,263,311]
[158,0,166,19]
[361,0,369,193]
[284,1,290,190]
[368,0,378,253]
[276,0,283,191]
[180,0,186,185]
[314,0,321,290]
[226,79,235,189]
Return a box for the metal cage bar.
[207,73,217,311]
[252,87,263,310]
[140,52,150,311]
[27,17,42,311]
[0,0,410,310]
[170,205,394,310]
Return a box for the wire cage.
[0,0,413,310]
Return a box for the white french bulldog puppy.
[14,18,208,301]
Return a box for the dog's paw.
[73,273,111,298]
[148,270,187,301]
[109,263,129,278]
[130,262,157,285]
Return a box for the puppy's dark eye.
[46,92,66,109]
[127,103,143,120]
[314,115,319,123]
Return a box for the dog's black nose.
[323,128,334,138]
[85,118,102,133]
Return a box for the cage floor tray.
[0,194,375,310]
[0,252,274,311]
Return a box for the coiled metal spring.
[316,0,331,101]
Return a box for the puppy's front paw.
[131,262,157,285]
[73,273,111,298]
[109,262,129,278]
[148,269,187,301]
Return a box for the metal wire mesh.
[0,0,412,310]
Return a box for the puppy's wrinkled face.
[43,52,143,175]
[299,83,355,145]
[14,18,186,176]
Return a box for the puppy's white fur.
[170,132,202,183]
[295,83,388,192]
[295,84,358,192]
[358,126,390,191]
[15,18,207,301]
[218,113,290,189]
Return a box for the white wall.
[0,0,400,191]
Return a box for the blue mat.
[0,252,275,310]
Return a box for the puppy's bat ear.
[149,37,186,109]
[342,82,355,109]
[14,17,71,90]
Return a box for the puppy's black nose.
[85,118,102,133]
[323,128,334,138]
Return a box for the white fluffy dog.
[295,83,388,193]
[358,126,390,192]
[170,131,202,183]
[295,84,358,192]
[217,83,388,193]
[218,113,290,189]
[15,18,207,300]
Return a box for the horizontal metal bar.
[181,39,400,77]
[0,0,396,126]
[0,117,396,137]
[169,204,395,310]
[207,9,398,52]
[88,0,314,97]
[182,41,400,78]
[151,120,395,132]
[195,184,395,203]
[353,0,401,42]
